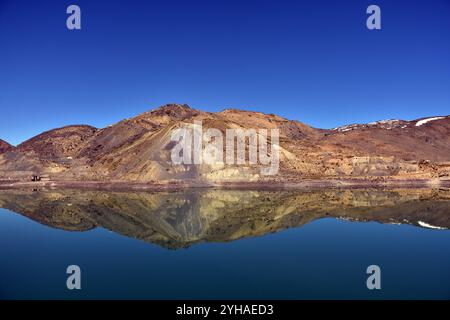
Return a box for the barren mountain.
[0,104,449,185]
[0,139,13,154]
[16,125,98,159]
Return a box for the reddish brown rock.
[0,104,449,183]
[0,139,13,154]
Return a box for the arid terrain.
[1,104,449,188]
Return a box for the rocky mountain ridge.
[1,104,449,184]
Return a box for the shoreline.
[0,178,449,191]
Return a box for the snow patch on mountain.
[333,119,407,132]
[333,124,360,132]
[367,119,400,125]
[415,117,445,127]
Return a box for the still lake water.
[0,188,449,299]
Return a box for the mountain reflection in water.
[0,188,449,249]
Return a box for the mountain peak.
[0,139,13,154]
[131,103,201,123]
[1,106,450,184]
[151,103,193,114]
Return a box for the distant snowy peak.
[333,116,448,133]
[367,119,407,129]
[332,119,408,132]
[332,124,361,132]
[367,119,401,125]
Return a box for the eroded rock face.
[0,188,449,249]
[16,125,98,159]
[0,139,13,154]
[0,104,449,182]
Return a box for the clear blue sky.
[1,0,449,145]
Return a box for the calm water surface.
[0,188,449,299]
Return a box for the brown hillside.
[1,104,449,183]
